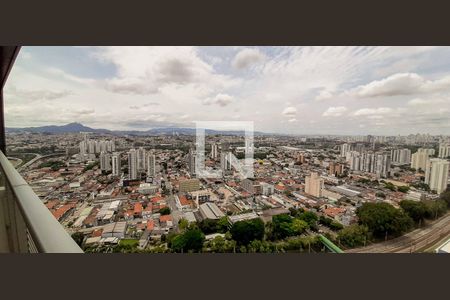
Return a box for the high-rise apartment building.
[329,162,343,176]
[147,152,156,177]
[188,149,197,176]
[111,152,121,177]
[425,158,449,194]
[391,149,411,164]
[438,143,450,158]
[211,143,219,159]
[220,152,232,172]
[375,152,391,178]
[348,151,390,178]
[411,148,434,171]
[79,141,87,161]
[340,143,351,158]
[305,172,324,197]
[87,140,96,154]
[137,147,146,172]
[128,149,138,180]
[99,151,112,172]
[418,148,435,156]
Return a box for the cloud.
[322,106,347,117]
[407,97,446,106]
[351,72,450,98]
[288,118,297,123]
[352,107,392,116]
[129,102,160,109]
[74,108,95,115]
[232,48,266,69]
[91,46,237,96]
[5,85,73,101]
[282,106,297,116]
[315,89,334,101]
[203,93,234,107]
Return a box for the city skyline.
[4,46,450,135]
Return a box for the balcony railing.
[0,150,83,253]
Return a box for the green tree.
[424,199,448,219]
[159,207,171,215]
[337,224,370,248]
[178,218,189,231]
[271,214,295,240]
[205,236,236,253]
[198,218,220,234]
[356,202,413,238]
[297,211,318,227]
[397,186,410,193]
[399,200,428,223]
[71,232,84,247]
[319,216,344,231]
[439,189,450,208]
[384,182,396,191]
[230,218,265,246]
[216,216,230,233]
[170,227,205,253]
[291,218,309,234]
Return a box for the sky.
[4,46,450,135]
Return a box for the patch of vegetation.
[39,160,66,171]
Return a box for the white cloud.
[315,90,334,101]
[288,118,297,123]
[232,48,266,69]
[353,107,392,116]
[282,106,297,116]
[5,85,73,101]
[322,106,347,117]
[203,93,234,107]
[91,46,238,96]
[408,97,446,106]
[352,72,450,98]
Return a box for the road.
[346,213,450,253]
[16,152,66,172]
[7,157,23,167]
[162,173,183,233]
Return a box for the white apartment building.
[99,151,111,172]
[111,152,121,177]
[425,158,449,194]
[438,143,450,158]
[147,152,156,177]
[128,149,138,180]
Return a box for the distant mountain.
[6,123,271,136]
[6,122,111,134]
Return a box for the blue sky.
[4,46,450,135]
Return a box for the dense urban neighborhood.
[6,126,450,253]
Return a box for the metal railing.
[0,150,83,253]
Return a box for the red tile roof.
[151,196,164,203]
[52,203,76,221]
[134,202,143,214]
[323,207,346,218]
[179,195,190,206]
[147,219,155,231]
[92,229,103,237]
[159,215,172,222]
